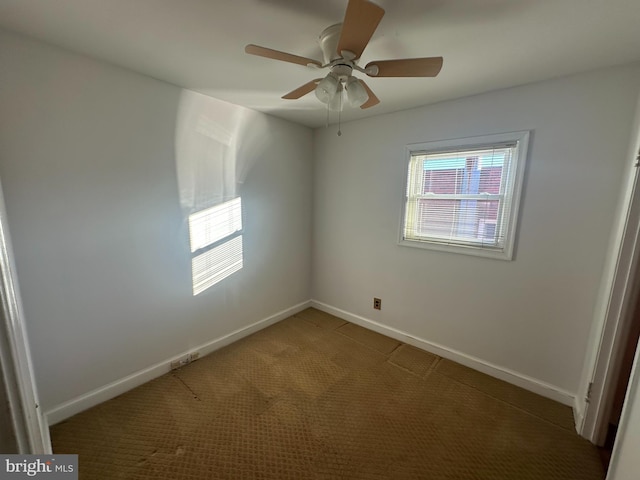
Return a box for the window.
[189,197,243,295]
[400,131,529,260]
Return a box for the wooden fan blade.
[366,57,444,77]
[359,80,380,109]
[282,79,322,99]
[245,44,321,67]
[337,0,385,60]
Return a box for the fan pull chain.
[337,92,342,136]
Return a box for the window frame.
[398,131,530,260]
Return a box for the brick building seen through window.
[417,157,503,243]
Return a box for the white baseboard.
[573,396,586,435]
[311,300,575,407]
[46,300,311,426]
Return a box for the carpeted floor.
[50,308,605,479]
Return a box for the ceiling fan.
[245,0,443,111]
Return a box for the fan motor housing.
[331,63,353,80]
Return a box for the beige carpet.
[50,308,604,479]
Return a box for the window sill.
[398,238,514,261]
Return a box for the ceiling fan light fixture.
[345,76,369,107]
[315,73,339,104]
[328,84,344,111]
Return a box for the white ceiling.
[1,0,639,128]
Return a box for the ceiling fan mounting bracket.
[318,23,343,64]
[365,65,379,76]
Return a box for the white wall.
[0,29,313,413]
[312,64,640,396]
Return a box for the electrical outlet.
[373,297,382,310]
[170,352,200,371]
[170,358,188,370]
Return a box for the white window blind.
[401,132,529,260]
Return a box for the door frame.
[580,94,640,444]
[0,180,50,453]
